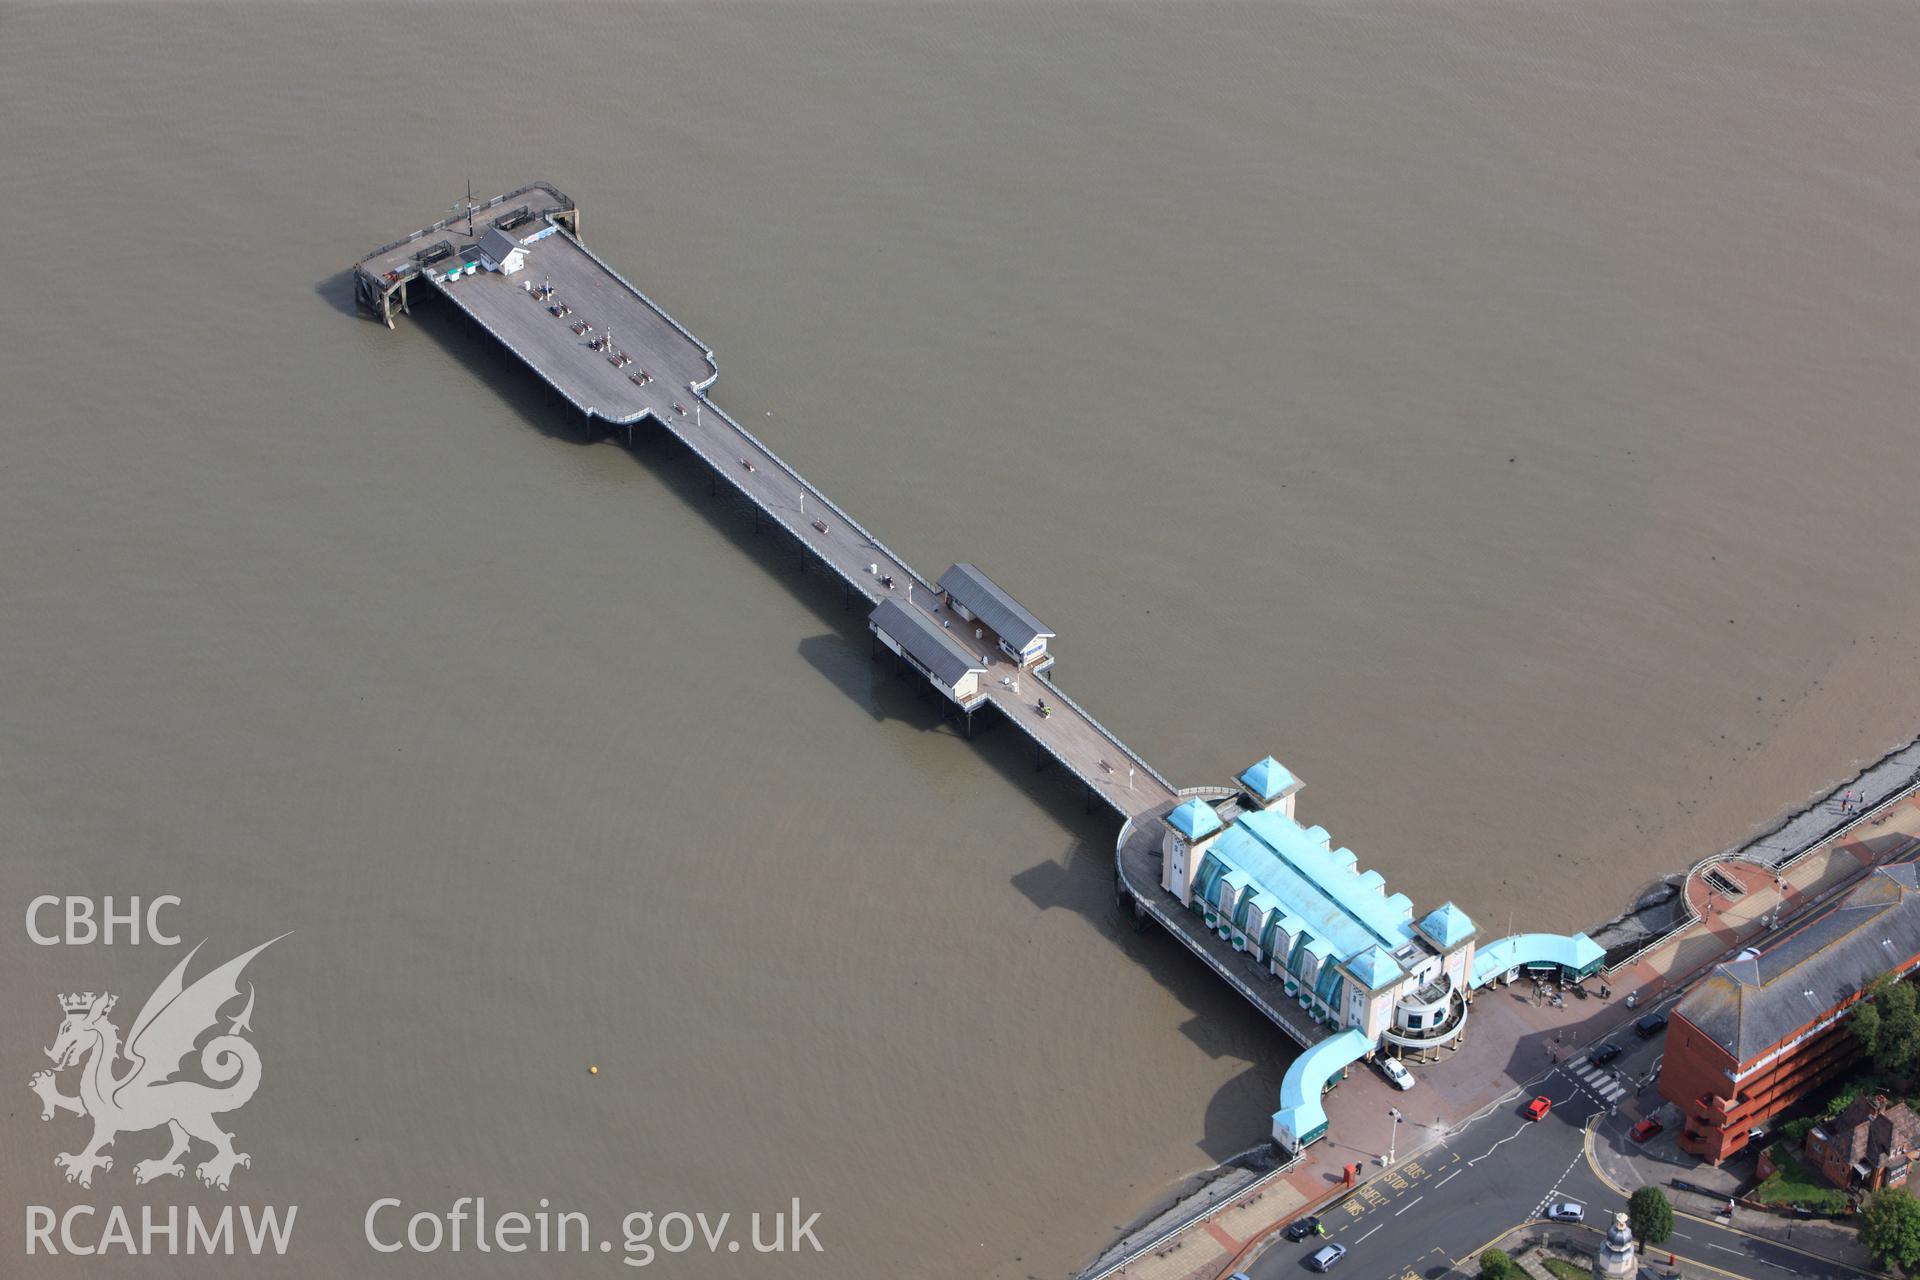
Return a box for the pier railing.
[357,182,575,273]
[1605,761,1920,978]
[1116,816,1323,1048]
[694,394,936,597]
[538,221,941,603]
[1034,674,1173,795]
[1077,1146,1304,1280]
[551,226,720,391]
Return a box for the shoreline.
[1079,726,1920,1278]
[1586,728,1920,959]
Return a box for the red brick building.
[1658,864,1920,1164]
[1807,1096,1920,1190]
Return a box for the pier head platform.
[353,184,1603,1160]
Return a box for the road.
[1244,1029,1879,1280]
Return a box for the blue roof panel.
[1237,810,1420,954]
[1210,824,1379,962]
[1419,903,1479,949]
[1167,798,1223,841]
[1238,756,1300,801]
[1346,945,1405,990]
[1471,932,1604,988]
[1273,1028,1372,1149]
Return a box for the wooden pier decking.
[1118,803,1331,1050]
[350,188,1306,1046]
[354,190,1175,821]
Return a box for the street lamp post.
[1384,1107,1402,1166]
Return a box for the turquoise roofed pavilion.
[1139,753,1613,1155]
[1159,758,1478,1064]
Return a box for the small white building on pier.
[478,228,528,276]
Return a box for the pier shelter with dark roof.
[937,564,1054,667]
[868,599,989,712]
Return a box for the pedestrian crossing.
[1568,1058,1629,1106]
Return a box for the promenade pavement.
[1089,788,1920,1280]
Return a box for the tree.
[1862,1186,1920,1273]
[1628,1185,1674,1245]
[1477,1246,1514,1279]
[1854,977,1920,1082]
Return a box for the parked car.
[1635,1013,1669,1039]
[1283,1216,1325,1242]
[1525,1096,1552,1121]
[1380,1058,1415,1091]
[1589,1043,1623,1066]
[1547,1203,1585,1223]
[1308,1243,1348,1272]
[1631,1117,1665,1143]
[1746,1126,1767,1143]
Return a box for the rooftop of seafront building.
[1171,759,1489,983]
[1200,802,1423,965]
[1167,797,1223,840]
[1419,902,1479,950]
[1238,755,1301,803]
[1677,863,1920,1062]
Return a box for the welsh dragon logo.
[29,936,285,1190]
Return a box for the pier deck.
[663,383,1177,818]
[425,229,716,424]
[355,191,1175,820]
[1117,803,1331,1049]
[355,182,578,286]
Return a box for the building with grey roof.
[937,564,1054,666]
[1807,1094,1920,1190]
[1661,863,1920,1163]
[478,228,527,275]
[868,599,989,711]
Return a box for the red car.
[1525,1096,1552,1121]
[1630,1117,1665,1143]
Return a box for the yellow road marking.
[1583,1114,1628,1196]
